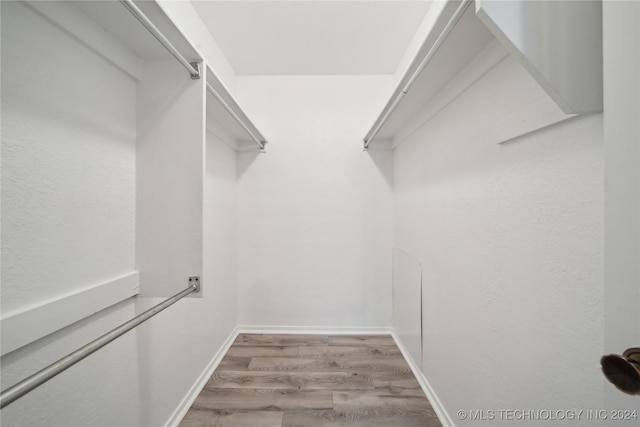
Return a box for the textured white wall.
[134,132,238,426]
[1,2,141,424]
[394,53,604,424]
[235,76,394,328]
[602,0,640,415]
[392,248,422,366]
[1,0,136,312]
[0,300,141,426]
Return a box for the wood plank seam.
[179,334,442,426]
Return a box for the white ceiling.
[190,1,433,76]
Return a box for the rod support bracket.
[189,275,200,292]
[190,62,201,80]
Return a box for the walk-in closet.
[1,1,638,426]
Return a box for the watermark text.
[456,409,638,422]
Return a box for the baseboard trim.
[237,324,394,335]
[391,331,455,427]
[165,325,240,427]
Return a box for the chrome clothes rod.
[206,82,267,151]
[119,0,200,79]
[120,0,265,150]
[0,279,200,409]
[363,0,472,149]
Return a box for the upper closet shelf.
[71,0,267,152]
[364,0,494,149]
[70,0,200,78]
[206,67,268,152]
[364,0,603,149]
[476,0,602,115]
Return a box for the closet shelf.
[364,0,603,149]
[72,0,268,152]
[363,0,494,149]
[118,0,200,79]
[206,67,268,152]
[71,0,200,69]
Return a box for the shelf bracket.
[190,62,201,80]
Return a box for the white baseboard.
[165,325,240,427]
[237,324,394,335]
[391,331,455,427]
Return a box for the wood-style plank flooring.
[179,334,442,427]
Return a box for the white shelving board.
[366,0,603,148]
[75,0,266,152]
[206,67,267,152]
[72,0,200,71]
[476,0,603,114]
[367,1,496,146]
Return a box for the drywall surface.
[394,53,604,424]
[0,299,141,425]
[235,75,394,328]
[1,2,140,424]
[392,248,422,366]
[135,133,238,426]
[603,0,640,415]
[1,0,135,313]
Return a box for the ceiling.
[190,1,433,76]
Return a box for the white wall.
[603,0,640,415]
[1,1,140,424]
[392,248,422,365]
[1,0,136,312]
[0,300,141,426]
[134,132,238,426]
[235,76,394,328]
[394,52,604,424]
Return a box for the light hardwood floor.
[179,334,442,427]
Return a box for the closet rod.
[363,0,472,149]
[0,280,200,409]
[119,0,200,79]
[206,82,267,150]
[119,0,265,149]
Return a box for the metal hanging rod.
[363,0,472,149]
[0,278,200,409]
[119,0,200,79]
[119,0,265,150]
[206,81,267,151]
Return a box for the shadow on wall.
[237,151,261,179]
[366,147,393,189]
